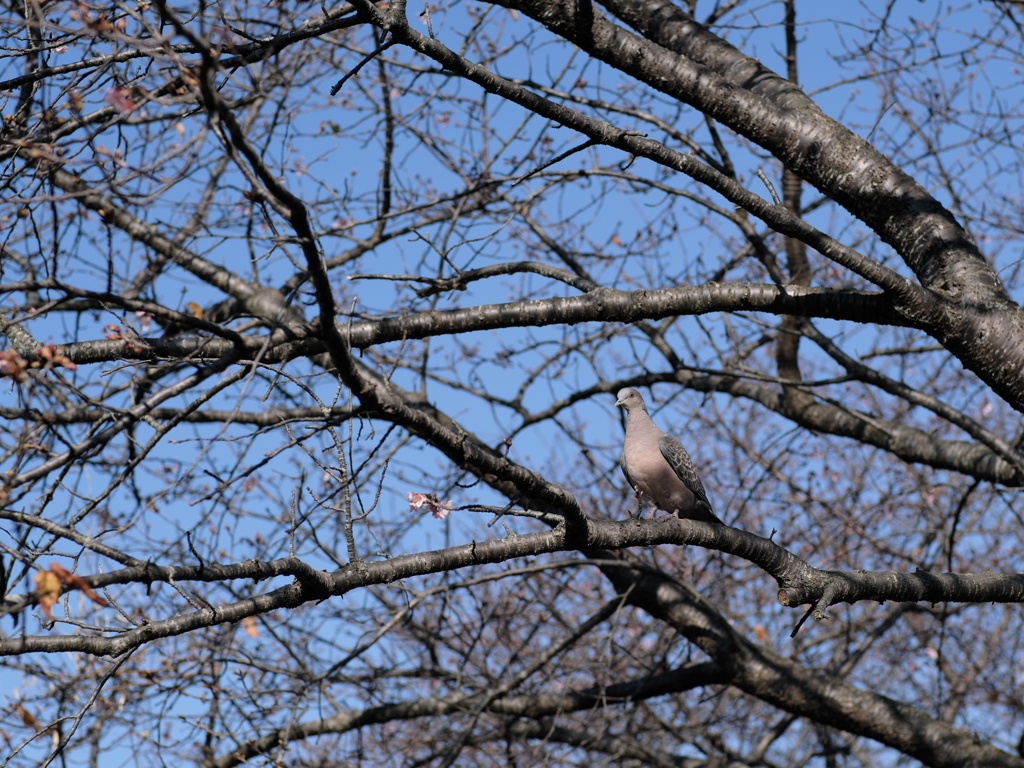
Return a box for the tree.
[3,0,1024,765]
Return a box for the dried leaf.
[241,615,259,638]
[16,703,40,731]
[51,564,110,608]
[34,570,61,620]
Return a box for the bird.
[614,387,721,524]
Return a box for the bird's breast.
[624,450,695,512]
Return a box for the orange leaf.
[16,703,40,731]
[186,301,204,319]
[51,563,110,608]
[34,571,61,620]
[753,624,770,643]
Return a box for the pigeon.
[615,387,721,524]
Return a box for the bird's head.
[614,388,647,412]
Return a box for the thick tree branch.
[496,0,1024,412]
[29,283,897,366]
[7,518,1022,645]
[596,552,1024,768]
[596,0,1003,303]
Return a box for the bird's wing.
[659,435,717,518]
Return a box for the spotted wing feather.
[659,435,720,523]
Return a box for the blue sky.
[3,1,1024,764]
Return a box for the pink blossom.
[407,492,452,519]
[104,86,136,114]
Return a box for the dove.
[615,387,721,524]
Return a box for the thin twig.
[511,139,596,186]
[330,36,394,95]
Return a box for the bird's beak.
[614,396,626,407]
